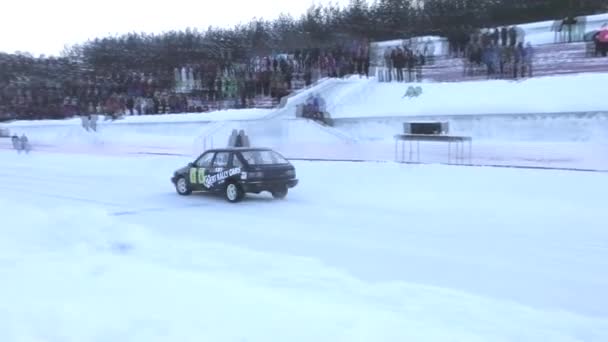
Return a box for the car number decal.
[198,168,206,184]
[189,168,197,184]
[189,167,207,184]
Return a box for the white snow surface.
[327,73,608,119]
[1,151,607,341]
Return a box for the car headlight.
[285,170,295,177]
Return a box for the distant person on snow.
[239,130,250,147]
[228,129,238,147]
[19,134,30,153]
[11,135,20,151]
[234,132,244,147]
[312,93,326,123]
[235,130,250,147]
[303,94,315,119]
[12,134,30,153]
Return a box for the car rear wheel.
[271,186,288,199]
[225,182,244,203]
[175,177,191,195]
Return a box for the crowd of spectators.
[463,27,535,79]
[174,40,370,104]
[461,20,608,79]
[378,45,426,83]
[0,39,370,121]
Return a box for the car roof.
[203,147,274,153]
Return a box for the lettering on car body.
[203,167,242,188]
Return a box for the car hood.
[175,165,190,175]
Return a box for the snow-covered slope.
[329,73,608,119]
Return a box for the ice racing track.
[1,145,608,341]
[1,83,608,338]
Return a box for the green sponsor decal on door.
[190,167,206,184]
[189,168,207,184]
[189,168,197,184]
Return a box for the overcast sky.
[2,0,351,57]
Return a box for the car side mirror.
[188,162,195,167]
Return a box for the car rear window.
[241,150,289,165]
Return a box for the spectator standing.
[384,48,393,82]
[513,42,524,78]
[508,26,517,46]
[598,24,608,57]
[415,51,425,82]
[492,28,500,46]
[523,42,535,77]
[406,50,415,82]
[393,48,405,82]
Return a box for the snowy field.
[1,150,607,341]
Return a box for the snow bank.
[336,112,608,142]
[330,73,608,119]
[4,108,273,127]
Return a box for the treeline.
[63,0,607,72]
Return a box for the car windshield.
[241,150,289,165]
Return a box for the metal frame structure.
[394,134,472,164]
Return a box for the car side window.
[212,152,230,168]
[231,153,243,168]
[196,152,214,168]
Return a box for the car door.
[203,151,232,191]
[188,151,215,191]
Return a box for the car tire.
[175,177,192,196]
[271,186,288,200]
[225,182,244,203]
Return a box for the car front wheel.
[225,182,244,203]
[175,177,192,195]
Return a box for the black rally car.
[171,147,298,202]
